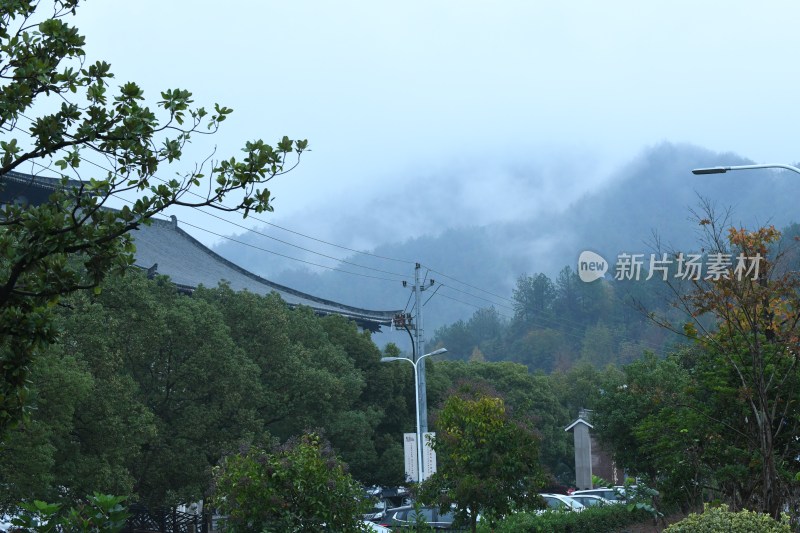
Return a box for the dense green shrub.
[12,493,129,532]
[212,432,369,532]
[479,504,653,533]
[663,504,791,533]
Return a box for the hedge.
[663,504,791,533]
[479,504,654,533]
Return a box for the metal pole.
[380,349,446,484]
[412,359,423,483]
[415,263,429,440]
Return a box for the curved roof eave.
[132,217,402,330]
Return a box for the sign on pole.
[423,432,436,480]
[403,433,418,482]
[404,432,437,482]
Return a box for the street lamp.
[692,163,800,175]
[381,347,447,483]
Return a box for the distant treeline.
[431,222,800,371]
[430,266,680,370]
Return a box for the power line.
[9,119,671,355]
[237,215,416,265]
[189,208,408,279]
[423,264,515,305]
[402,289,414,315]
[435,292,514,321]
[11,116,414,274]
[21,160,410,285]
[175,219,410,283]
[439,283,515,313]
[422,284,442,307]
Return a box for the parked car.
[538,493,586,512]
[379,505,458,529]
[0,514,17,532]
[363,499,388,521]
[377,486,412,509]
[571,487,626,502]
[567,494,614,507]
[363,520,392,532]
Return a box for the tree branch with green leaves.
[0,0,307,432]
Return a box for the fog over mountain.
[212,142,800,340]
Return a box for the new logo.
[578,251,608,282]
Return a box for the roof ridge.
[143,216,400,320]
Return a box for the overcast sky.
[71,1,800,250]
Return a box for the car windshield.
[405,509,435,522]
[576,489,620,500]
[545,497,567,509]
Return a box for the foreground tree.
[212,433,369,533]
[681,224,800,517]
[420,383,545,533]
[594,351,710,512]
[73,274,263,506]
[194,285,396,484]
[428,360,572,484]
[0,0,306,431]
[0,271,265,508]
[628,216,800,517]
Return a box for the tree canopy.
[420,382,545,533]
[431,267,678,372]
[212,432,370,533]
[593,220,800,518]
[0,0,306,431]
[0,271,413,509]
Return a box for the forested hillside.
[432,221,800,371]
[430,267,682,371]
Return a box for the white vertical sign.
[423,432,436,480]
[403,433,418,482]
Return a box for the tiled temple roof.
[133,216,399,331]
[0,172,400,331]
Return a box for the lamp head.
[692,167,728,175]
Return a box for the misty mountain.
[212,142,800,337]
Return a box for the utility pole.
[396,263,437,480]
[414,263,429,436]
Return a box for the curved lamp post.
[692,163,800,175]
[381,347,447,483]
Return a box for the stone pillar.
[565,412,594,490]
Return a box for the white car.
[571,487,626,502]
[363,500,388,521]
[0,513,20,532]
[539,493,585,512]
[567,494,614,507]
[362,520,392,532]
